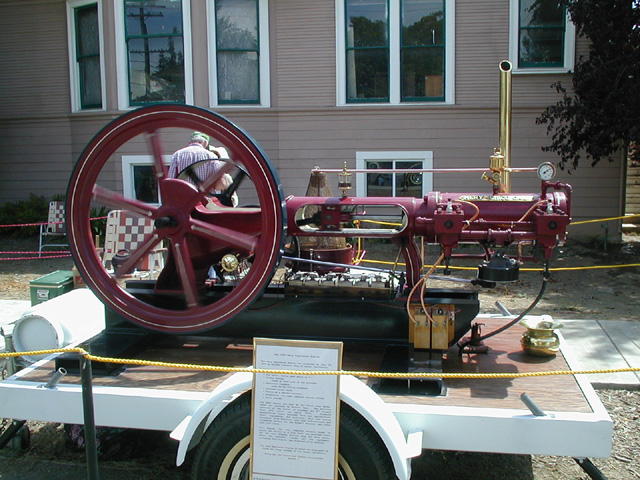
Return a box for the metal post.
[0,420,26,450]
[80,354,100,480]
[575,457,609,480]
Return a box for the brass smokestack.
[498,60,512,193]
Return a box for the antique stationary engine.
[66,62,571,383]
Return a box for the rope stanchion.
[1,349,638,380]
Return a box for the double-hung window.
[116,0,193,107]
[67,0,105,111]
[208,0,270,107]
[338,0,454,105]
[509,0,575,72]
[125,0,186,104]
[356,151,433,197]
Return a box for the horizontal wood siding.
[0,0,70,117]
[456,0,574,109]
[455,0,508,107]
[0,118,73,202]
[626,158,640,217]
[0,0,625,239]
[273,0,336,107]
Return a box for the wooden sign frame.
[250,338,343,480]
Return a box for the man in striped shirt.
[169,131,228,189]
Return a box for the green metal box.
[29,270,74,306]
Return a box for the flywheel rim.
[66,104,285,333]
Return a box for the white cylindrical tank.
[12,289,105,363]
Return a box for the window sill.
[512,67,573,75]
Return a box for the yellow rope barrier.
[356,211,640,228]
[571,213,640,226]
[359,258,640,272]
[1,349,638,380]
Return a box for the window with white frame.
[122,155,171,204]
[355,151,433,197]
[208,0,270,107]
[115,0,193,108]
[509,0,575,72]
[337,0,455,105]
[67,0,105,111]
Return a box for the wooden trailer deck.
[20,317,589,413]
[2,315,611,459]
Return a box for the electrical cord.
[457,261,550,355]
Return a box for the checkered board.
[103,211,156,268]
[46,201,66,234]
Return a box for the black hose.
[457,262,550,355]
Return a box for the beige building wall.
[0,0,625,239]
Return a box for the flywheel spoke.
[147,130,168,187]
[171,238,199,308]
[114,231,163,279]
[182,163,236,211]
[189,217,258,253]
[93,185,156,218]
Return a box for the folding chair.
[102,210,166,278]
[38,201,68,256]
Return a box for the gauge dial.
[537,162,556,181]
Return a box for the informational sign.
[251,338,343,480]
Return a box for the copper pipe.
[315,167,538,174]
[499,60,513,193]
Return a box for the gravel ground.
[1,235,639,479]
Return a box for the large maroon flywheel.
[66,105,286,333]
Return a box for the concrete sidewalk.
[0,300,638,389]
[561,319,640,389]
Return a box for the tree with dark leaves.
[536,0,640,171]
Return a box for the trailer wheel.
[191,393,396,480]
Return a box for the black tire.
[191,392,396,480]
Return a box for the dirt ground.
[0,235,639,479]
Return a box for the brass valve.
[482,148,507,192]
[337,162,352,198]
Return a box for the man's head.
[190,131,210,148]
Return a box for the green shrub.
[90,205,109,247]
[0,194,49,237]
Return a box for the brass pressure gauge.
[537,162,556,181]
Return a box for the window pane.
[125,0,183,36]
[216,0,258,50]
[401,47,443,99]
[347,48,389,101]
[346,0,388,47]
[133,165,159,203]
[217,51,259,102]
[395,161,422,197]
[402,0,444,46]
[80,57,102,107]
[520,0,564,27]
[366,161,392,196]
[77,6,99,56]
[519,28,564,66]
[75,4,102,109]
[128,36,185,103]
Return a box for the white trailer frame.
[0,323,612,480]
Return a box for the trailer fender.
[171,371,253,466]
[172,373,415,480]
[340,375,414,480]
